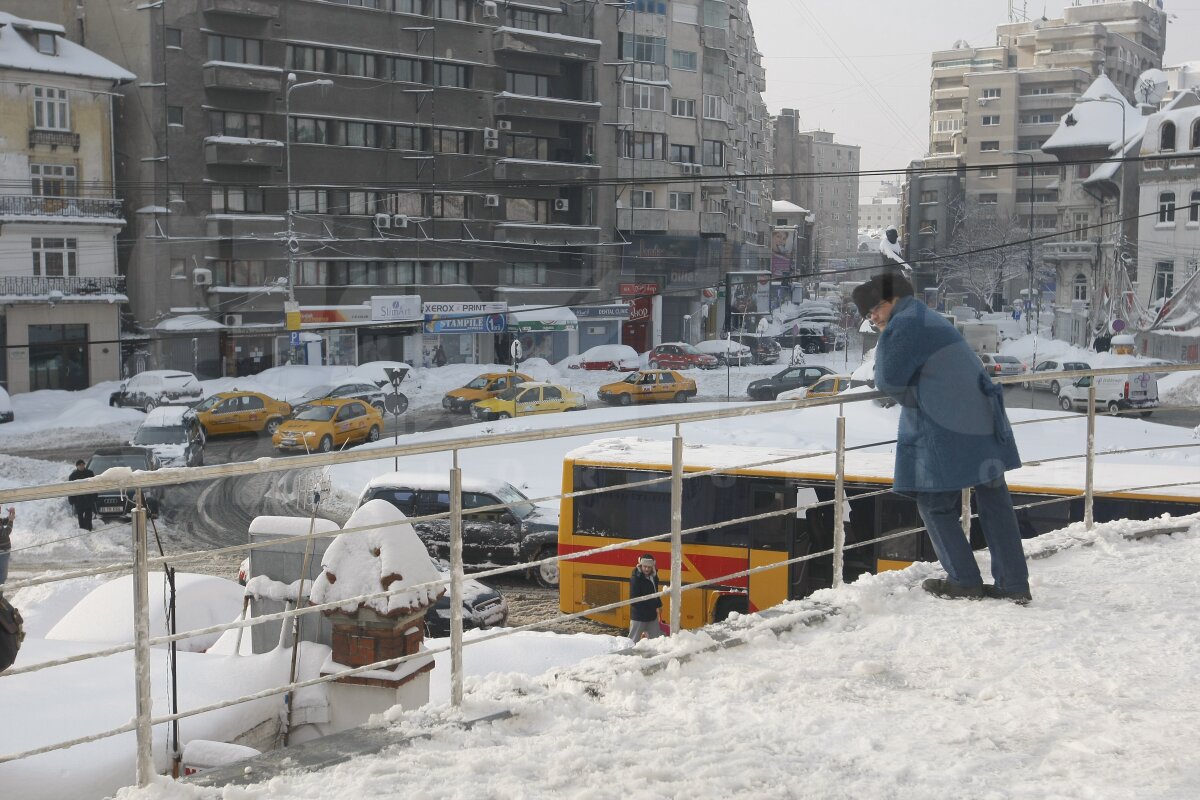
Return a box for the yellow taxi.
[272,398,383,453]
[442,371,534,414]
[189,391,293,437]
[470,381,586,421]
[598,369,698,406]
[795,375,863,400]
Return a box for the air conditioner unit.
[373,212,391,230]
[192,267,212,287]
[554,198,570,212]
[497,120,512,131]
[483,127,499,140]
[482,0,499,18]
[393,214,409,229]
[484,194,500,207]
[223,314,243,327]
[484,139,500,150]
[688,164,703,174]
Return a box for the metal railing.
[0,194,123,219]
[2,362,1200,789]
[0,275,126,297]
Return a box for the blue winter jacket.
[874,296,1021,494]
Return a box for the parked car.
[777,324,842,354]
[598,370,697,406]
[272,398,383,453]
[746,365,836,401]
[187,391,292,437]
[694,339,753,366]
[726,332,782,364]
[292,382,386,414]
[86,446,163,520]
[442,372,534,413]
[779,374,867,401]
[646,343,719,370]
[1058,372,1158,417]
[567,344,640,371]
[1023,360,1091,395]
[979,353,1025,377]
[471,382,586,421]
[130,406,204,468]
[0,386,12,424]
[109,371,202,412]
[358,473,561,587]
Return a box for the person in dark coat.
[68,460,95,531]
[0,506,13,584]
[853,273,1031,603]
[628,554,664,641]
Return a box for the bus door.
[742,481,797,617]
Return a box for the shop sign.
[370,295,422,322]
[619,282,658,297]
[573,304,630,319]
[422,301,508,334]
[627,296,652,323]
[300,305,372,326]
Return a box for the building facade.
[858,197,901,233]
[0,12,133,393]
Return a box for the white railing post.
[449,454,464,707]
[960,488,971,541]
[670,425,683,635]
[833,412,846,588]
[1085,380,1096,529]
[131,490,154,786]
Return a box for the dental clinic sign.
[422,301,508,334]
[370,295,422,322]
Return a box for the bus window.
[875,492,923,570]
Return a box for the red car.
[647,342,719,370]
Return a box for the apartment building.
[0,12,133,393]
[858,197,901,233]
[772,115,860,271]
[590,0,773,348]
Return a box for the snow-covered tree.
[940,202,1030,311]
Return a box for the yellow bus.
[558,439,1200,631]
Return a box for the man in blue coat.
[852,273,1031,603]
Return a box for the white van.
[956,321,1000,354]
[1057,372,1158,417]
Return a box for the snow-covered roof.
[309,500,444,617]
[772,200,810,214]
[155,314,224,332]
[507,305,579,325]
[0,12,135,83]
[139,405,191,428]
[1042,75,1143,154]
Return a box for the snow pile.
[1163,373,1200,406]
[309,500,444,616]
[0,383,145,450]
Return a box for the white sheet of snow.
[0,382,145,450]
[0,12,134,82]
[155,315,223,332]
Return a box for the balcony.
[493,27,601,62]
[28,129,80,151]
[701,26,727,50]
[494,223,601,247]
[617,208,668,233]
[0,195,123,222]
[202,0,279,16]
[1041,241,1098,262]
[204,136,284,167]
[494,92,600,123]
[205,214,287,240]
[493,158,600,182]
[0,275,126,300]
[202,61,282,93]
[700,212,729,238]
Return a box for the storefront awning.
[507,305,578,332]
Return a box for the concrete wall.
[5,302,121,393]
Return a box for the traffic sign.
[289,331,301,346]
[510,339,523,362]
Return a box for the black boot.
[921,577,984,600]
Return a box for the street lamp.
[1003,149,1036,334]
[284,73,333,308]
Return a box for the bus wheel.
[713,595,748,623]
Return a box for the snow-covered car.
[0,385,12,423]
[1023,360,1091,395]
[726,332,782,364]
[357,473,561,587]
[695,339,753,366]
[647,342,719,370]
[109,371,202,412]
[130,405,204,468]
[292,382,386,414]
[566,344,640,371]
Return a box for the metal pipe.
[833,413,846,588]
[1085,380,1097,529]
[131,491,154,787]
[961,488,972,540]
[449,455,464,707]
[670,425,683,635]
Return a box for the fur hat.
[852,272,915,318]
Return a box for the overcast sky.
[752,0,1200,198]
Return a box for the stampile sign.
[422,301,508,334]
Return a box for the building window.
[390,57,421,82]
[210,110,263,138]
[212,186,265,213]
[1161,121,1176,152]
[337,50,380,78]
[290,117,329,144]
[1192,120,1200,150]
[978,168,998,179]
[506,198,550,222]
[292,189,329,213]
[1073,274,1088,302]
[506,8,549,31]
[427,261,469,283]
[669,143,696,163]
[981,115,1000,126]
[31,237,78,277]
[289,45,330,74]
[33,87,70,131]
[30,164,77,197]
[167,106,184,126]
[919,220,938,235]
[36,32,56,56]
[671,98,695,118]
[165,27,182,49]
[509,134,550,160]
[501,263,550,284]
[619,33,667,65]
[669,192,693,211]
[980,140,999,152]
[429,194,466,218]
[703,94,725,120]
[1017,137,1046,151]
[1159,191,1176,223]
[983,88,1001,99]
[672,49,697,70]
[631,0,667,12]
[702,139,723,166]
[505,71,550,97]
[433,63,469,88]
[1190,190,1200,223]
[1154,261,1175,300]
[624,83,667,111]
[620,131,665,160]
[1073,212,1089,241]
[920,190,938,204]
[207,34,263,65]
[392,0,422,12]
[432,128,470,154]
[431,0,469,20]
[630,190,655,208]
[979,193,998,204]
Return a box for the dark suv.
[777,324,843,354]
[747,365,836,400]
[358,475,561,587]
[86,447,163,520]
[727,333,781,365]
